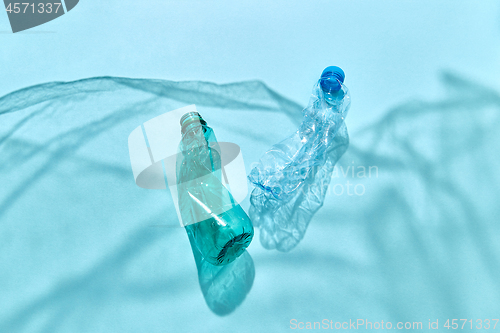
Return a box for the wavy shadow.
[1,71,499,330]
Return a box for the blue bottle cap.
[320,66,345,92]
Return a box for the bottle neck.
[323,88,345,106]
[180,112,207,135]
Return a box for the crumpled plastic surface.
[177,116,254,266]
[249,125,349,252]
[248,81,350,200]
[176,118,226,227]
[247,80,350,251]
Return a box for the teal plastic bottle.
[176,112,253,266]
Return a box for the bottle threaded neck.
[180,112,207,134]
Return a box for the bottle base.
[215,231,253,265]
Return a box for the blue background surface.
[1,1,500,332]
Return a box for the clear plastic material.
[176,113,254,265]
[248,78,350,252]
[248,80,350,200]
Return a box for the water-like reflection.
[187,232,255,316]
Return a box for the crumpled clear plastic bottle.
[248,66,350,251]
[177,112,254,265]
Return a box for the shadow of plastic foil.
[0,77,300,330]
[0,72,499,331]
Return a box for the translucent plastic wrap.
[176,112,254,265]
[248,67,350,251]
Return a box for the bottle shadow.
[187,232,255,316]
